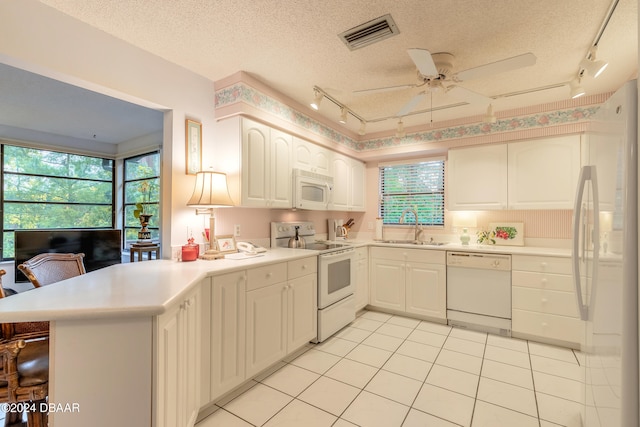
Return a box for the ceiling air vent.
[339,14,400,50]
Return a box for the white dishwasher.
[446,251,512,336]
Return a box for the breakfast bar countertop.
[0,248,318,323]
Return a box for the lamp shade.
[187,171,234,207]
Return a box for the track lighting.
[339,107,348,124]
[569,77,585,99]
[310,89,323,110]
[395,119,405,138]
[358,120,366,135]
[580,46,608,79]
[484,104,496,123]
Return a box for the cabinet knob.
[302,264,307,270]
[541,322,548,328]
[541,298,548,304]
[266,272,272,278]
[540,262,548,270]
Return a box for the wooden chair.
[17,253,86,288]
[0,270,49,427]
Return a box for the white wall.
[0,0,219,258]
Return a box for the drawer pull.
[540,262,548,270]
[541,298,548,304]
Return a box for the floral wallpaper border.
[215,82,599,152]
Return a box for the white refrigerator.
[573,79,638,426]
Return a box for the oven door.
[317,249,355,309]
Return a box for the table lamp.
[187,171,235,260]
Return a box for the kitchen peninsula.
[0,249,317,427]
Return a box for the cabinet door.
[156,304,183,427]
[354,247,369,310]
[447,144,508,210]
[507,135,580,209]
[211,272,246,400]
[369,258,405,311]
[287,274,317,350]
[246,282,287,378]
[349,159,366,212]
[241,120,270,206]
[183,286,202,426]
[293,137,331,175]
[405,263,446,320]
[331,155,350,210]
[270,129,292,208]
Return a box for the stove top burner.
[306,242,351,251]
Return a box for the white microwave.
[293,168,333,210]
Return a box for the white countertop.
[0,241,576,323]
[0,248,317,323]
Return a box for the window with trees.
[379,158,445,227]
[123,152,160,247]
[2,145,115,259]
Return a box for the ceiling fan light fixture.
[569,77,586,99]
[358,120,366,135]
[580,46,608,79]
[310,89,323,110]
[339,107,348,124]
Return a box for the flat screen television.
[14,229,122,283]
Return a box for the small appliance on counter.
[328,219,347,240]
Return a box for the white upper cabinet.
[447,135,581,210]
[447,144,508,210]
[507,135,581,209]
[241,119,292,208]
[293,137,332,175]
[331,153,366,212]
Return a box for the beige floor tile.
[435,348,483,375]
[477,377,537,417]
[324,358,378,388]
[361,332,404,351]
[425,364,479,397]
[262,399,336,427]
[364,369,422,406]
[345,343,393,368]
[402,409,460,427]
[298,376,360,416]
[261,363,320,397]
[412,384,475,426]
[290,349,341,374]
[383,353,433,381]
[223,383,292,426]
[481,359,534,389]
[341,390,410,427]
[471,400,539,427]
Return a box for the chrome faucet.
[399,207,424,242]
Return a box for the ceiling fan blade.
[407,48,438,77]
[446,85,492,105]
[353,83,416,95]
[455,52,536,82]
[397,92,426,117]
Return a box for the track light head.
[339,107,348,124]
[395,119,405,138]
[484,104,497,123]
[580,46,608,79]
[358,120,366,136]
[310,89,323,110]
[569,77,586,99]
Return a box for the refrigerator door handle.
[572,165,599,321]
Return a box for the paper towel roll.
[375,218,383,240]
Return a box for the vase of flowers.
[134,181,153,241]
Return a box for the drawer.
[370,247,445,264]
[288,256,317,280]
[512,309,583,344]
[512,255,572,274]
[512,286,579,317]
[246,262,287,291]
[512,270,574,292]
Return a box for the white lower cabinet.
[156,281,203,427]
[245,257,317,378]
[354,247,369,310]
[210,271,246,401]
[511,255,583,348]
[369,247,446,320]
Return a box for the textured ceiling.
[24,0,640,137]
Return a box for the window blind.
[379,159,445,226]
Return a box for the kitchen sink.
[376,239,448,246]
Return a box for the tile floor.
[197,310,585,427]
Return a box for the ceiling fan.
[357,49,536,117]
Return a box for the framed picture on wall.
[185,119,202,175]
